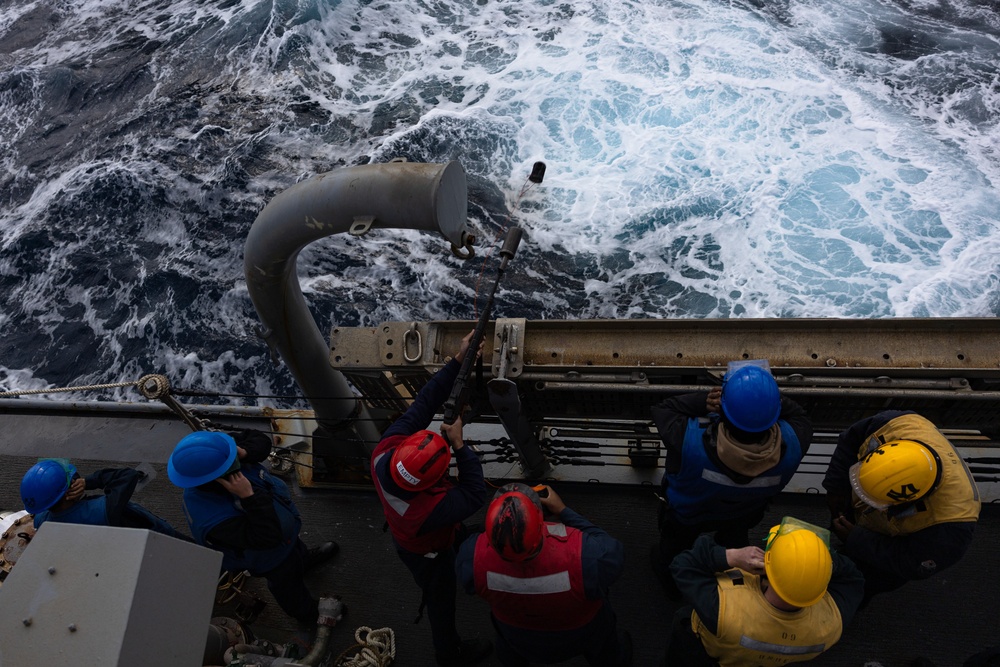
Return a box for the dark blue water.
[1,0,998,404]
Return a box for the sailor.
[666,518,865,666]
[371,331,493,667]
[167,428,339,626]
[649,361,812,598]
[822,410,981,601]
[21,458,190,541]
[456,483,632,667]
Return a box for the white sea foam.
[0,0,997,396]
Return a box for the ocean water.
[1,0,998,404]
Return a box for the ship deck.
[2,453,997,667]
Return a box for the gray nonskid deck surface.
[2,455,997,667]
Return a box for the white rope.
[0,380,139,397]
[0,374,174,400]
[334,627,396,667]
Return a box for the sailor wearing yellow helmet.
[664,517,864,666]
[822,410,981,601]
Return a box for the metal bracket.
[254,325,281,365]
[493,318,526,379]
[403,322,423,363]
[450,231,476,260]
[349,215,376,236]
[495,326,511,379]
[377,321,431,366]
[487,377,551,479]
[137,374,209,432]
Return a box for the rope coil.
[334,626,396,667]
[137,374,171,400]
[215,570,250,605]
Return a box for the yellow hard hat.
[849,439,941,510]
[764,523,833,608]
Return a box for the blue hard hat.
[720,365,781,433]
[21,459,77,514]
[168,431,237,488]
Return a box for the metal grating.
[342,372,412,413]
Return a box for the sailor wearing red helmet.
[456,483,632,667]
[371,331,492,667]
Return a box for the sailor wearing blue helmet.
[21,458,188,540]
[169,429,340,627]
[649,361,813,600]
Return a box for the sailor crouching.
[22,458,190,541]
[822,410,981,602]
[457,483,633,667]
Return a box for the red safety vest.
[372,435,457,554]
[472,522,603,631]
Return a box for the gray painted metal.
[331,317,1000,374]
[244,161,469,454]
[0,397,276,417]
[0,523,221,666]
[328,316,1000,437]
[0,400,274,462]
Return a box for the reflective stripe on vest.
[374,452,413,517]
[666,418,801,523]
[371,439,456,554]
[701,469,784,489]
[854,414,980,535]
[739,637,828,655]
[472,523,603,632]
[486,570,571,595]
[692,570,842,666]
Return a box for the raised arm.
[651,391,713,474]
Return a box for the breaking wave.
[1,0,998,403]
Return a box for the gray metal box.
[0,522,222,667]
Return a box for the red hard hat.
[390,430,451,491]
[486,483,545,562]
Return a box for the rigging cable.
[0,379,141,397]
[472,169,541,318]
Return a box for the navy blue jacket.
[670,534,865,636]
[34,467,185,539]
[652,391,812,522]
[377,359,486,539]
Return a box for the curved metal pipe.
[244,161,468,454]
